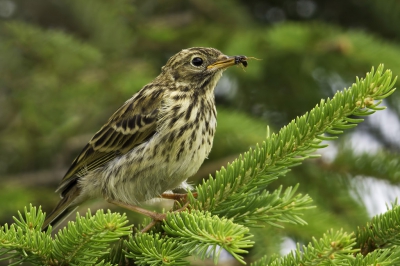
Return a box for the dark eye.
[191,57,203,67]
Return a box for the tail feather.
[42,185,81,231]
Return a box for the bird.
[42,47,250,231]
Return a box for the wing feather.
[57,90,163,194]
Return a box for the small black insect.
[234,55,248,67]
[234,56,261,71]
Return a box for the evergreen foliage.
[1,66,398,265]
[356,201,400,255]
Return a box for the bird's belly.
[169,127,213,180]
[86,114,216,205]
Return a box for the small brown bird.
[42,47,250,230]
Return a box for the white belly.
[80,100,217,205]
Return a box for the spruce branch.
[351,246,400,265]
[162,210,254,264]
[356,200,400,255]
[0,205,52,265]
[251,230,400,266]
[52,209,132,265]
[251,229,357,266]
[103,238,128,265]
[126,208,254,265]
[1,205,132,265]
[125,233,190,265]
[190,65,396,228]
[220,184,313,228]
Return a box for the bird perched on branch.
[42,47,251,231]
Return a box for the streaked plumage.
[43,47,248,230]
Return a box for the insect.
[234,55,261,70]
[235,55,248,67]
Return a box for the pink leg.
[108,200,166,221]
[109,194,196,233]
[160,192,198,201]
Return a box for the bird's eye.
[191,57,203,67]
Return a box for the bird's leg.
[138,202,192,233]
[140,220,158,233]
[108,200,166,221]
[109,193,197,233]
[160,192,198,202]
[108,199,192,233]
[161,192,198,215]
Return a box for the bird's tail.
[42,185,81,231]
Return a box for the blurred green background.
[1,0,400,264]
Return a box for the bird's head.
[160,47,247,91]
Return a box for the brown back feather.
[57,88,164,194]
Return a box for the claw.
[161,192,198,202]
[109,193,195,233]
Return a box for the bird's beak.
[207,55,245,70]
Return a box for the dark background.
[1,0,400,264]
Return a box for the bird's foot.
[139,201,192,233]
[108,200,165,221]
[160,191,198,202]
[108,198,193,233]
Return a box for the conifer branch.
[190,65,396,228]
[0,205,132,265]
[251,229,400,266]
[97,238,128,265]
[356,200,400,255]
[126,211,254,265]
[162,210,254,264]
[51,209,132,265]
[126,233,190,265]
[352,246,400,265]
[0,205,52,265]
[218,184,313,228]
[251,229,357,266]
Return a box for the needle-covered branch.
[191,65,396,229]
[251,229,357,266]
[356,201,400,255]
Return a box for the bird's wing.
[57,90,163,194]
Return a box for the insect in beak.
[233,56,261,71]
[207,55,261,70]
